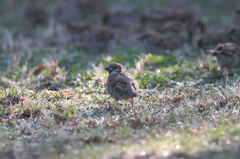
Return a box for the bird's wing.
[232,45,240,57]
[221,50,235,56]
[111,72,139,97]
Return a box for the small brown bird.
[207,43,240,70]
[105,62,140,107]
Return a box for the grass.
[0,0,240,159]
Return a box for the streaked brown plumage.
[207,43,240,70]
[105,62,140,107]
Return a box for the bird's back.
[107,71,139,101]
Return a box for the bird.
[105,62,140,107]
[207,43,240,71]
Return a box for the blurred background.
[0,0,239,54]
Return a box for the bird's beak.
[105,66,112,72]
[207,50,219,56]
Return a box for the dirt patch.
[0,95,22,106]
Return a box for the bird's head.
[105,62,123,75]
[207,43,236,57]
